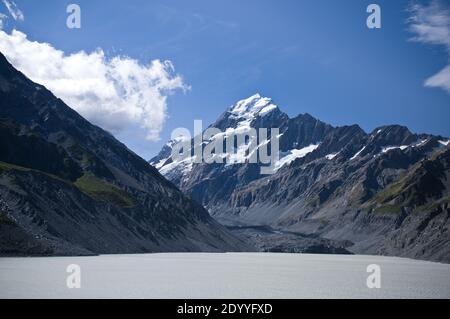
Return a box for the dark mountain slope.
[0,52,250,256]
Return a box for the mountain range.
[151,93,450,263]
[1,48,449,263]
[0,52,250,255]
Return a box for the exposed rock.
[0,52,251,255]
[153,94,450,263]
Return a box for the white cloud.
[0,29,188,141]
[0,13,7,29]
[408,0,450,93]
[425,64,450,91]
[2,0,24,21]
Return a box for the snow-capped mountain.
[151,93,333,189]
[151,94,450,262]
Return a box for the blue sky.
[0,0,449,159]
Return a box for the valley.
[152,94,450,263]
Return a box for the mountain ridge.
[0,51,251,256]
[152,94,450,262]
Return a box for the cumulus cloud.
[0,29,188,141]
[408,0,450,93]
[2,0,24,21]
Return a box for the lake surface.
[1,253,449,298]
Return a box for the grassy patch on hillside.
[0,161,31,172]
[373,178,408,204]
[373,204,404,214]
[417,195,450,213]
[74,174,134,208]
[366,173,411,214]
[0,161,70,184]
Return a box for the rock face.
[0,52,250,256]
[152,94,450,263]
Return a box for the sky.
[0,0,449,159]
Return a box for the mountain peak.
[228,93,278,123]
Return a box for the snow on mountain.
[350,146,366,160]
[151,94,283,176]
[439,140,450,146]
[273,144,320,171]
[325,152,339,160]
[159,156,195,176]
[228,93,278,125]
[381,145,409,153]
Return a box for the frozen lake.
[0,253,449,298]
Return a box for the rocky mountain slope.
[0,52,250,256]
[152,94,450,262]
